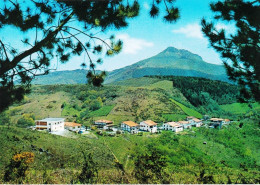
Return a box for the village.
[34,116,231,137]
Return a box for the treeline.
[147,76,239,105]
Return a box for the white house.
[121,121,139,133]
[178,121,192,129]
[140,120,157,133]
[210,118,224,124]
[191,118,203,127]
[94,120,113,128]
[36,118,64,132]
[64,122,81,131]
[210,118,230,128]
[163,122,183,132]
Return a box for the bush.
[4,152,35,183]
[91,126,97,131]
[17,114,35,127]
[0,112,10,125]
[78,152,98,184]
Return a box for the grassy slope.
[170,99,202,118]
[6,78,203,126]
[0,121,259,184]
[107,77,161,87]
[220,102,260,114]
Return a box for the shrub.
[4,152,35,183]
[78,152,98,184]
[17,114,35,127]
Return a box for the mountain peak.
[157,46,203,61]
[163,47,179,53]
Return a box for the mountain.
[30,47,228,85]
[32,69,88,85]
[104,47,228,84]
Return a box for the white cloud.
[143,2,150,10]
[172,23,204,39]
[215,23,236,34]
[215,23,229,30]
[116,34,154,54]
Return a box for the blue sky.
[0,0,235,72]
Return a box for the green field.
[108,77,160,87]
[170,99,202,118]
[89,105,115,117]
[220,102,260,114]
[162,114,187,121]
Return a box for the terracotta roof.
[225,119,230,122]
[192,118,201,122]
[64,122,81,127]
[178,121,189,124]
[142,120,157,126]
[95,120,113,124]
[166,122,182,127]
[122,121,139,127]
[210,118,224,121]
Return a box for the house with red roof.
[121,121,139,133]
[163,122,183,132]
[140,120,157,133]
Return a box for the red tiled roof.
[95,120,113,124]
[64,122,81,127]
[166,122,182,127]
[143,120,157,126]
[192,118,201,122]
[122,121,139,127]
[178,121,189,124]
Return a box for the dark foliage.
[133,147,169,183]
[201,0,260,102]
[148,76,239,105]
[78,152,98,184]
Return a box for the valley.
[0,76,259,184]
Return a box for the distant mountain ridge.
[32,69,88,85]
[31,47,228,85]
[104,47,228,84]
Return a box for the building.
[178,121,192,129]
[192,118,203,127]
[186,116,195,121]
[94,120,113,128]
[121,121,139,133]
[64,122,81,131]
[140,120,157,133]
[224,119,230,124]
[210,118,224,128]
[36,118,64,132]
[163,122,183,132]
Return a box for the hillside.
[28,47,228,85]
[0,120,259,183]
[105,47,228,84]
[31,69,88,85]
[1,77,259,184]
[5,77,258,127]
[6,78,194,125]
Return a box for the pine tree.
[0,0,180,112]
[201,0,260,102]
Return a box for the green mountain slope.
[29,47,228,85]
[105,47,228,84]
[32,69,88,85]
